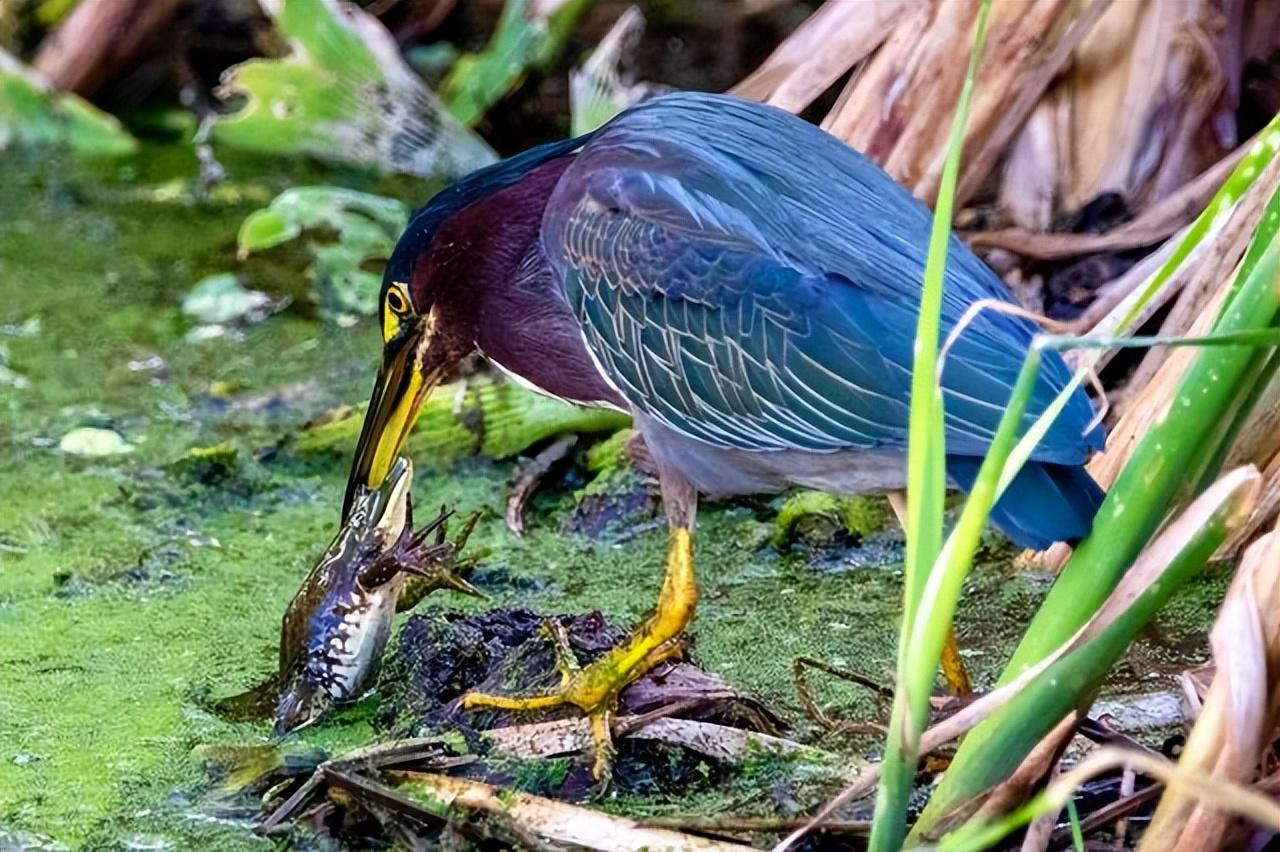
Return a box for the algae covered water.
[0,144,1224,848]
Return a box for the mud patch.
[206,607,838,848]
[378,607,783,746]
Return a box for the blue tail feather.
[946,456,1104,551]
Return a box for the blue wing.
[542,93,1102,464]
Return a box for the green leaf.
[868,4,992,850]
[0,50,137,157]
[931,473,1258,852]
[440,0,593,127]
[212,0,492,176]
[312,244,384,317]
[236,186,408,259]
[235,186,410,320]
[237,210,301,254]
[916,197,1280,836]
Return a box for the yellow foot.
[463,618,684,783]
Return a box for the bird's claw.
[462,617,683,785]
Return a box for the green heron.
[343,92,1104,776]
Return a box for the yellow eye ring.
[385,286,410,316]
[382,283,411,343]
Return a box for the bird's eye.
[385,287,410,316]
[382,284,412,343]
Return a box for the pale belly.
[634,413,908,499]
[321,584,400,702]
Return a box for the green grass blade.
[916,204,1280,834]
[886,112,1280,846]
[1066,798,1084,852]
[921,318,1280,624]
[905,349,1041,694]
[1190,350,1280,495]
[1104,112,1280,339]
[868,4,991,850]
[931,467,1258,849]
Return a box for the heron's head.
[343,232,476,516]
[344,136,590,515]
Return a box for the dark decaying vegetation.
[4,0,1280,849]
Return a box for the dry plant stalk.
[738,0,1241,226]
[1217,368,1280,553]
[820,0,1106,206]
[385,771,754,851]
[33,0,185,97]
[1001,0,1238,226]
[1140,525,1280,851]
[999,746,1280,848]
[979,141,1249,259]
[1035,150,1280,570]
[963,712,1080,837]
[1223,449,1280,553]
[482,713,835,766]
[731,0,919,112]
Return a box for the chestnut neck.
[416,157,624,408]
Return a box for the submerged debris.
[506,433,578,535]
[235,739,759,851]
[181,273,274,327]
[208,606,829,848]
[166,443,240,485]
[57,426,134,457]
[380,607,783,742]
[773,491,892,549]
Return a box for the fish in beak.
[273,457,481,736]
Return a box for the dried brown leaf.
[820,0,1103,206]
[732,0,917,112]
[977,141,1249,259]
[1142,526,1280,851]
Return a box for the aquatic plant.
[440,0,593,127]
[0,48,136,156]
[235,186,409,321]
[211,0,494,177]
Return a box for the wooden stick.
[969,142,1249,260]
[33,0,184,97]
[384,771,756,851]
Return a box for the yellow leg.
[463,528,697,781]
[887,491,972,697]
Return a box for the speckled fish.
[272,457,481,734]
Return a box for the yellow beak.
[343,321,442,518]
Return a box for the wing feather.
[543,96,1101,463]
